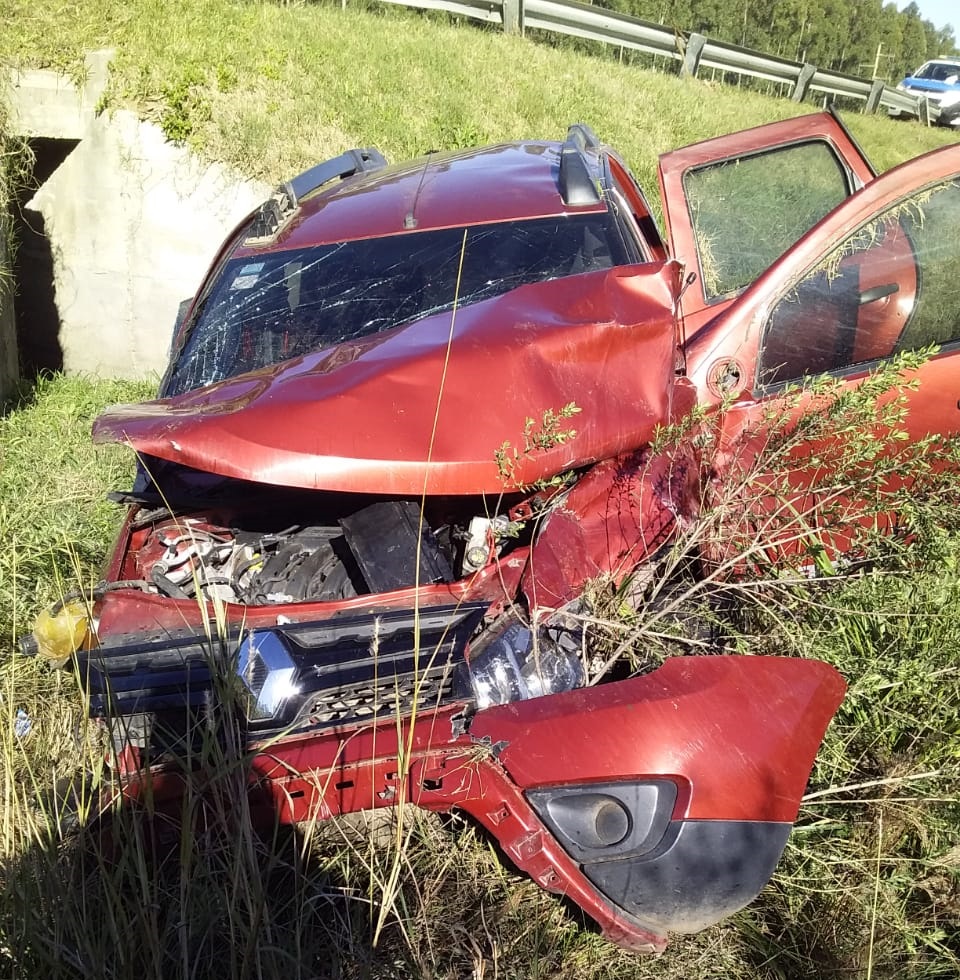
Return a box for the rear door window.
[757,177,960,388]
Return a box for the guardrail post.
[502,0,522,34]
[865,80,885,113]
[791,63,816,102]
[917,97,931,126]
[682,33,706,77]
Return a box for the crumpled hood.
[94,262,683,495]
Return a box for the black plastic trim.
[582,819,792,934]
[78,602,486,737]
[559,123,602,207]
[340,500,453,592]
[284,147,388,208]
[527,779,677,863]
[244,147,388,246]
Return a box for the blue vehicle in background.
[892,58,960,127]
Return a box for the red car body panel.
[116,655,844,951]
[684,143,960,410]
[236,142,609,256]
[520,440,699,607]
[671,144,960,572]
[93,263,683,495]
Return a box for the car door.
[679,143,960,565]
[658,111,877,343]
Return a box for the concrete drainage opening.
[4,50,271,388]
[13,137,80,376]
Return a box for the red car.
[25,112,960,950]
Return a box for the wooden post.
[791,63,817,102]
[866,79,885,114]
[502,0,522,35]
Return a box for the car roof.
[912,58,960,73]
[232,140,608,259]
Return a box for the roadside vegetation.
[2,0,957,191]
[1,1,958,978]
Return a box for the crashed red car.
[26,112,960,950]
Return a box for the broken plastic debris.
[14,708,32,738]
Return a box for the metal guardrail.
[375,0,939,122]
[379,0,501,23]
[523,0,677,59]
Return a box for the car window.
[757,177,960,388]
[681,141,850,303]
[915,62,960,83]
[164,213,627,396]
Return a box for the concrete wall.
[8,50,271,379]
[9,50,112,141]
[27,109,270,378]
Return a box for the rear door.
[658,112,876,340]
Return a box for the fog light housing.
[237,630,299,721]
[527,780,677,862]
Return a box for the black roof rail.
[559,123,602,207]
[565,123,600,152]
[283,147,388,209]
[245,147,388,246]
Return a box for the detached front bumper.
[89,632,843,951]
[461,654,844,945]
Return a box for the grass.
[1,1,959,977]
[1,0,956,194]
[1,375,957,979]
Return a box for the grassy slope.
[3,0,956,189]
[1,2,958,978]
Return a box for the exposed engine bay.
[127,496,533,606]
[78,484,591,738]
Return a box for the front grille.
[307,673,453,728]
[268,604,483,733]
[80,603,486,737]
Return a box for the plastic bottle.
[29,600,93,666]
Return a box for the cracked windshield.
[165,213,626,395]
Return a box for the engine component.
[340,500,453,592]
[460,514,524,574]
[134,503,463,607]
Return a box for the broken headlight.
[459,617,585,709]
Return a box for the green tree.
[899,2,929,76]
[845,0,884,75]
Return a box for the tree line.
[593,0,958,81]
